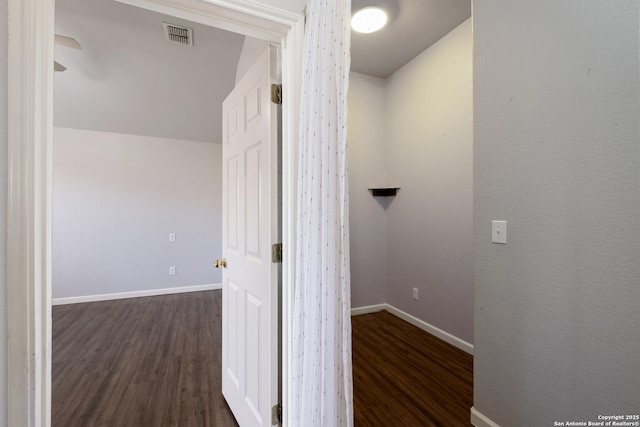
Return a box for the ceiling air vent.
[163,22,194,46]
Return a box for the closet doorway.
[348,0,474,424]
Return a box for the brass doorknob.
[214,258,227,268]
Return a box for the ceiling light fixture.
[351,7,388,34]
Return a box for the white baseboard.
[384,304,474,354]
[471,407,501,427]
[52,283,222,305]
[352,302,474,355]
[351,303,387,316]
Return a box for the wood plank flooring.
[352,311,473,426]
[52,290,238,427]
[53,291,473,426]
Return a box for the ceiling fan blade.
[55,34,81,50]
[54,61,67,72]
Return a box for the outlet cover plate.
[492,220,507,244]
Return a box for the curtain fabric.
[291,0,353,425]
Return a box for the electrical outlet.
[412,287,419,301]
[169,233,176,242]
[169,266,176,275]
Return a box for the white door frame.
[6,0,303,426]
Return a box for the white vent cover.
[163,23,193,46]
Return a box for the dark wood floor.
[53,291,472,426]
[52,290,238,427]
[352,311,473,426]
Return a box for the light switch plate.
[492,220,507,244]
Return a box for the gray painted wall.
[53,128,222,299]
[253,0,305,14]
[473,2,640,426]
[0,0,7,423]
[385,20,473,344]
[348,72,388,308]
[235,36,270,84]
[348,20,473,345]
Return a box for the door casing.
[6,0,303,426]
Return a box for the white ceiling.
[351,0,471,78]
[54,0,245,143]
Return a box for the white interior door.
[221,47,280,427]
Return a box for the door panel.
[245,83,262,128]
[245,142,262,259]
[227,157,240,252]
[226,279,241,387]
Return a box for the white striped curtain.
[291,0,353,425]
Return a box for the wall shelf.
[368,187,400,197]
